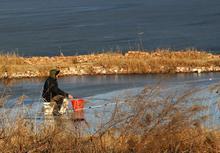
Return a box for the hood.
[49,69,60,79]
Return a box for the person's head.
[49,69,60,79]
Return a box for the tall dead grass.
[0,85,220,152]
[100,86,220,153]
[94,49,219,73]
[1,49,220,79]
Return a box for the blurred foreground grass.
[0,85,220,152]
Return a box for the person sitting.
[42,69,73,115]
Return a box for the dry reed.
[1,49,220,79]
[0,84,220,152]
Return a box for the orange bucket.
[71,99,85,111]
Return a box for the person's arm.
[49,78,73,99]
[55,87,73,99]
[51,84,68,97]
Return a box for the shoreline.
[1,49,220,79]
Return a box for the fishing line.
[71,76,220,111]
[20,75,220,118]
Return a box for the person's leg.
[51,95,65,115]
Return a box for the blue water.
[0,0,220,56]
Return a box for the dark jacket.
[42,69,68,102]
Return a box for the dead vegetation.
[94,49,220,73]
[0,85,220,152]
[1,49,220,79]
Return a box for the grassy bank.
[0,86,220,152]
[1,49,220,79]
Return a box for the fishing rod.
[23,76,220,118]
[69,101,125,111]
[67,76,220,112]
